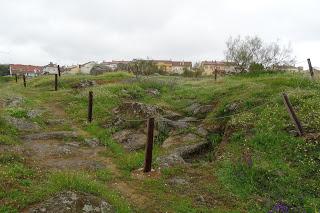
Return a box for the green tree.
[0,65,9,76]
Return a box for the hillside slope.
[0,72,319,212]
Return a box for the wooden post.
[54,74,58,91]
[282,93,304,136]
[214,68,217,81]
[23,74,26,87]
[15,74,17,83]
[307,59,314,79]
[58,65,61,77]
[87,91,93,123]
[144,117,155,173]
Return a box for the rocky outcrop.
[157,141,212,168]
[185,103,213,116]
[113,102,163,118]
[5,116,40,131]
[25,191,114,212]
[112,129,146,151]
[3,97,24,107]
[27,109,44,118]
[45,119,65,126]
[72,80,96,89]
[162,133,203,149]
[23,131,78,140]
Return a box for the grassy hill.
[0,71,319,212]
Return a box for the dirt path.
[20,100,152,210]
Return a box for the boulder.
[72,80,96,89]
[113,102,163,118]
[25,191,114,212]
[185,103,201,114]
[162,133,203,149]
[185,103,213,116]
[175,142,211,160]
[196,126,208,137]
[159,118,189,129]
[157,141,211,168]
[194,105,213,115]
[112,129,146,151]
[157,153,186,168]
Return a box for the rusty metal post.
[144,117,155,173]
[282,93,304,136]
[54,74,58,91]
[58,65,61,77]
[214,68,217,81]
[23,74,26,87]
[88,91,93,123]
[307,59,314,79]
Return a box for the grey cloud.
[0,0,319,66]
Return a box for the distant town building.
[102,60,131,70]
[63,61,97,75]
[201,61,236,75]
[43,62,58,74]
[148,60,192,74]
[171,61,192,74]
[65,65,81,75]
[9,64,43,77]
[80,61,97,74]
[102,59,192,74]
[150,60,173,72]
[273,65,303,72]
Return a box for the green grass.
[0,71,320,212]
[0,117,19,145]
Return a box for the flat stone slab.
[24,191,115,212]
[112,129,146,151]
[162,133,203,149]
[23,131,78,140]
[5,116,40,131]
[157,142,211,168]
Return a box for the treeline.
[0,65,9,76]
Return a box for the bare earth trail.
[21,99,151,211]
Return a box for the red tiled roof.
[10,64,43,74]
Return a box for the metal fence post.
[144,117,155,173]
[88,91,93,123]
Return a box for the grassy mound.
[0,71,319,212]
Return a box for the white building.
[80,61,96,74]
[43,62,58,74]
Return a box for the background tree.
[225,35,295,72]
[129,60,162,78]
[0,64,9,76]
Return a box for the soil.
[15,101,155,211]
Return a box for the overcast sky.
[0,0,319,68]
